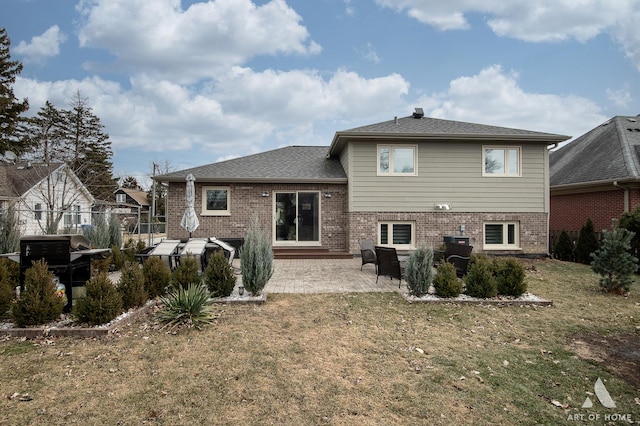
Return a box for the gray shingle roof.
[550,116,640,187]
[0,162,63,199]
[329,115,570,156]
[156,146,347,183]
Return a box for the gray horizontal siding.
[348,141,547,213]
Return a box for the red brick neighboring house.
[550,115,640,235]
[156,112,569,256]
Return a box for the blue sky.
[5,0,640,188]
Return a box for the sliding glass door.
[274,191,320,244]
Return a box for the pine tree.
[64,91,116,201]
[0,28,29,156]
[590,226,638,294]
[619,206,640,261]
[575,218,600,264]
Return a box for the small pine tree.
[464,255,497,298]
[171,255,201,290]
[89,213,110,248]
[111,245,125,271]
[204,251,237,297]
[11,260,65,327]
[575,219,600,264]
[590,226,638,294]
[553,230,574,261]
[433,261,462,298]
[240,216,274,296]
[142,256,171,298]
[0,259,19,313]
[620,205,640,260]
[74,273,123,326]
[404,247,434,296]
[493,257,527,297]
[117,262,148,310]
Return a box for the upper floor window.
[378,145,416,175]
[34,203,42,220]
[64,205,81,226]
[202,186,230,216]
[483,147,521,177]
[116,193,126,203]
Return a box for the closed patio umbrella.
[179,173,199,238]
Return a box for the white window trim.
[201,186,231,216]
[377,145,417,176]
[483,221,520,250]
[378,221,415,250]
[116,193,126,203]
[482,146,521,177]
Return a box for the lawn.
[1,259,639,425]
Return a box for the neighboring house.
[114,187,150,215]
[155,110,569,256]
[550,115,640,235]
[0,161,94,235]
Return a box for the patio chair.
[375,246,404,287]
[442,242,474,277]
[144,239,181,270]
[359,239,377,271]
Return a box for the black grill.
[20,235,108,311]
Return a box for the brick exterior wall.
[347,211,549,256]
[167,181,548,255]
[166,182,348,251]
[550,189,640,233]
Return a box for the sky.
[4,0,640,189]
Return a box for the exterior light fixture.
[324,193,332,198]
[261,191,269,197]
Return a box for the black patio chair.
[375,246,404,288]
[359,239,377,271]
[442,242,474,277]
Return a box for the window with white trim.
[64,205,81,226]
[484,222,519,249]
[34,203,42,220]
[378,145,416,175]
[378,221,415,249]
[483,147,521,176]
[116,193,126,203]
[202,186,230,216]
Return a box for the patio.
[261,258,403,294]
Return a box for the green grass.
[0,259,638,425]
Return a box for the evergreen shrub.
[433,261,462,298]
[74,273,123,326]
[240,216,274,296]
[204,251,236,297]
[404,247,434,297]
[0,258,19,314]
[11,260,65,327]
[171,255,201,290]
[575,218,600,264]
[591,227,638,294]
[493,257,527,297]
[553,230,574,261]
[117,262,148,310]
[111,245,125,271]
[464,255,497,298]
[142,256,171,298]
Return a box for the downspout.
[545,144,557,257]
[613,181,630,213]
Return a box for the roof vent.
[627,117,637,122]
[412,107,424,119]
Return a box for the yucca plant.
[157,284,216,331]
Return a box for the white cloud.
[606,84,633,108]
[375,0,640,69]
[15,67,409,154]
[359,43,381,64]
[420,65,606,139]
[13,26,67,63]
[76,0,321,83]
